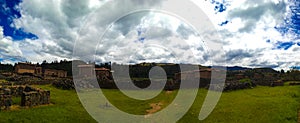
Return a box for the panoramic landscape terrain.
[1,0,300,122]
[0,61,299,122]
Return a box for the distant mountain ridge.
[226,66,252,71]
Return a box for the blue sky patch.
[276,41,295,50]
[219,20,229,26]
[208,0,229,13]
[0,0,38,40]
[138,37,145,43]
[290,66,300,70]
[214,3,226,13]
[275,0,300,39]
[0,56,26,63]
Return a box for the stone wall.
[7,86,27,96]
[21,86,50,107]
[52,79,75,90]
[0,88,12,110]
[289,82,300,86]
[43,69,67,78]
[0,86,50,110]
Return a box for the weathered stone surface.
[0,88,12,110]
[290,82,300,86]
[0,86,50,110]
[21,86,50,107]
[52,79,74,90]
[220,82,255,91]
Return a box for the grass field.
[0,85,299,123]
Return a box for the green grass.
[179,86,300,123]
[102,89,177,115]
[12,97,21,105]
[0,79,7,83]
[0,85,96,123]
[0,85,299,123]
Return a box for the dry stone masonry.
[0,85,50,110]
[21,86,50,107]
[0,88,12,110]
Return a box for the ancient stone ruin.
[0,86,50,110]
[0,88,11,110]
[289,82,300,86]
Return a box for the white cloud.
[91,11,210,65]
[0,26,23,63]
[197,0,298,70]
[0,0,296,71]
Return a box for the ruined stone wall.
[0,86,50,110]
[21,86,50,107]
[0,88,12,110]
[6,86,26,96]
[21,90,50,107]
[289,82,300,86]
[16,69,35,74]
[44,69,67,78]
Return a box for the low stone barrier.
[289,82,300,86]
[212,82,255,92]
[0,86,50,110]
[52,79,75,90]
[21,86,50,107]
[0,88,12,110]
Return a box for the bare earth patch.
[2,104,53,111]
[144,91,173,118]
[10,105,21,111]
[144,102,163,118]
[165,91,173,94]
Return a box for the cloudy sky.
[0,0,299,71]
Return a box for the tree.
[42,60,47,64]
[280,69,285,74]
